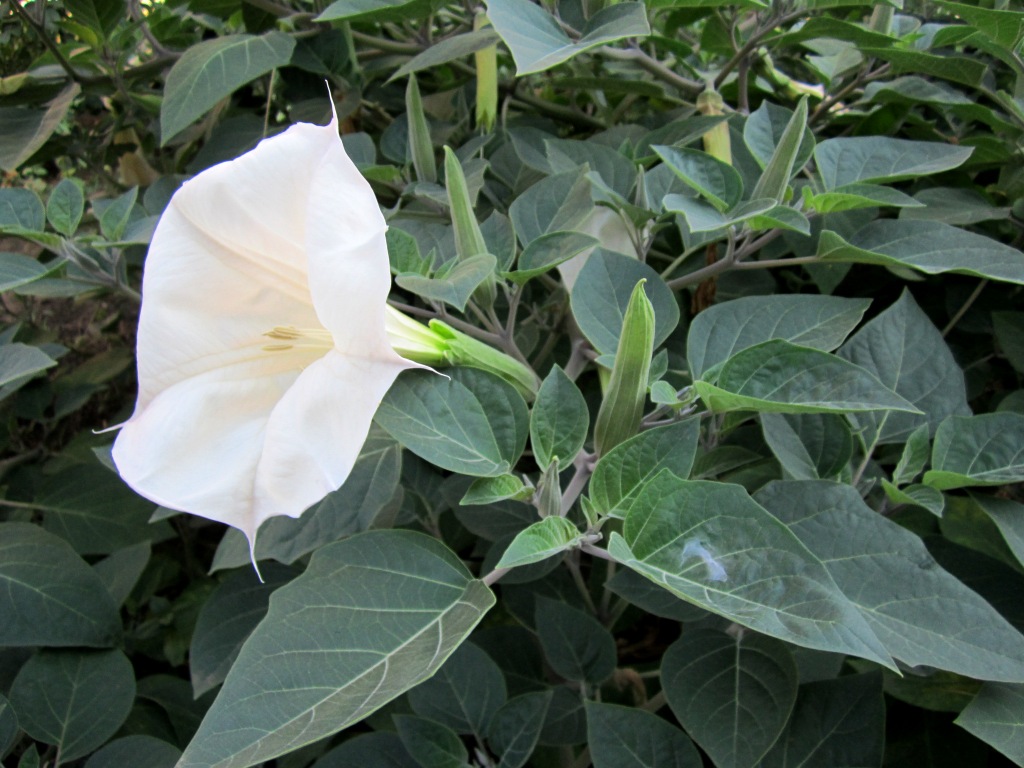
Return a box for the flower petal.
[251,350,416,536]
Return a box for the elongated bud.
[697,88,732,166]
[474,12,499,132]
[536,460,562,518]
[384,305,541,398]
[444,146,496,307]
[406,75,437,183]
[594,280,655,456]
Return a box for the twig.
[11,1,99,85]
[714,9,806,88]
[943,279,988,337]
[599,47,703,96]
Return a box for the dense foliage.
[3,0,1024,766]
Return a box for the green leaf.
[882,481,945,517]
[396,254,497,311]
[376,367,528,477]
[535,597,616,684]
[313,732,417,767]
[590,419,700,519]
[190,563,297,697]
[653,145,743,210]
[506,231,599,283]
[485,0,650,74]
[408,641,506,738]
[394,716,468,768]
[35,464,169,555]
[760,673,884,768]
[0,693,18,756]
[46,179,85,236]
[594,280,655,455]
[0,252,57,292]
[761,412,853,480]
[839,290,969,447]
[160,32,296,144]
[893,424,932,486]
[496,517,584,569]
[925,414,1024,490]
[662,629,798,768]
[751,96,809,203]
[814,137,972,190]
[932,0,1024,49]
[0,188,45,232]
[686,294,870,379]
[817,221,1024,285]
[212,428,402,569]
[530,365,588,471]
[461,475,531,506]
[662,196,776,233]
[390,29,501,81]
[862,47,988,88]
[570,250,679,355]
[804,183,923,214]
[65,0,125,39]
[994,312,1024,373]
[82,735,181,768]
[585,701,702,768]
[0,523,122,647]
[92,541,152,607]
[0,84,80,172]
[605,567,707,622]
[487,691,552,768]
[0,343,56,388]
[509,170,593,248]
[756,481,1024,682]
[607,473,894,665]
[955,683,1024,766]
[972,495,1024,571]
[9,649,135,762]
[316,0,439,23]
[694,340,919,414]
[178,531,495,768]
[903,187,1010,226]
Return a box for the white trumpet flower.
[112,110,420,551]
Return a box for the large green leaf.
[317,0,439,23]
[530,365,588,470]
[925,413,1024,490]
[694,340,919,414]
[756,481,1024,682]
[0,693,17,756]
[394,716,468,768]
[607,472,894,665]
[81,735,181,768]
[0,523,121,648]
[0,253,58,293]
[178,531,495,768]
[686,294,869,379]
[760,673,884,768]
[376,368,528,477]
[408,641,506,738]
[9,649,135,762]
[0,84,80,172]
[589,419,700,519]
[485,0,650,74]
[932,0,1024,49]
[751,97,809,203]
[839,290,969,447]
[662,629,797,768]
[955,683,1024,766]
[396,254,497,311]
[817,221,1024,285]
[160,32,296,144]
[743,100,815,174]
[972,495,1024,570]
[570,250,679,355]
[585,701,702,768]
[813,137,972,190]
[509,170,593,248]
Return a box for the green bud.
[536,460,562,518]
[474,13,499,132]
[444,146,495,308]
[594,280,655,456]
[697,88,732,166]
[406,75,436,184]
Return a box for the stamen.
[261,326,334,352]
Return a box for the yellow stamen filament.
[261,326,334,352]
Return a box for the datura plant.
[6,2,1024,768]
